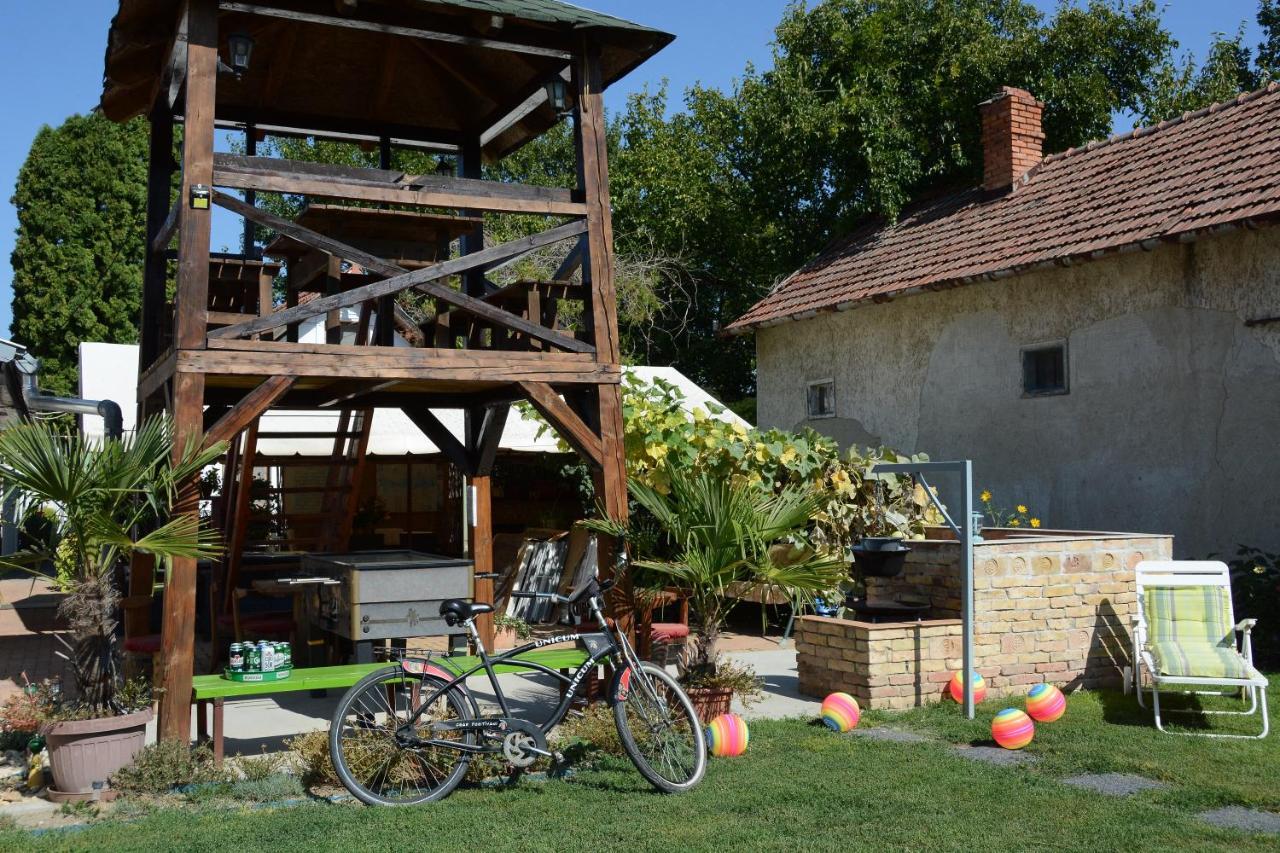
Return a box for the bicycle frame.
[398,594,652,754]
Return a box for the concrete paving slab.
[1198,806,1280,835]
[952,745,1039,766]
[1061,773,1165,796]
[725,648,818,720]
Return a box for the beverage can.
[259,640,275,672]
[278,642,291,669]
[229,643,244,672]
[246,642,261,672]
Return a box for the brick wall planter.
[797,529,1172,709]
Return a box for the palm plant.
[0,417,225,714]
[591,464,846,678]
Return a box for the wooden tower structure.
[101,0,672,741]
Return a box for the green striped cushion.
[1148,640,1253,679]
[1144,586,1251,679]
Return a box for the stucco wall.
[756,227,1280,558]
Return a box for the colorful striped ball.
[706,713,750,757]
[991,708,1035,749]
[947,670,987,704]
[1025,683,1066,722]
[820,692,861,733]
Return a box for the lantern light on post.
[545,77,570,115]
[226,33,255,77]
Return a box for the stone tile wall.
[798,531,1173,708]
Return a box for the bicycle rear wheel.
[330,665,473,806]
[612,662,706,793]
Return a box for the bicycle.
[328,569,707,805]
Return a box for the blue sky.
[0,1,1266,338]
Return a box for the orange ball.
[947,670,987,704]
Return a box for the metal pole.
[961,459,975,719]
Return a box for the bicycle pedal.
[552,751,565,764]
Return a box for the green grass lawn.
[2,677,1275,852]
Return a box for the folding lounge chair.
[1131,560,1268,739]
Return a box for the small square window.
[1022,343,1068,396]
[807,379,835,418]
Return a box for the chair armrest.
[1234,618,1258,633]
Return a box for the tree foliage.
[10,114,151,395]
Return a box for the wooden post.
[157,372,207,741]
[469,474,495,649]
[141,103,174,368]
[158,0,217,743]
[575,43,631,633]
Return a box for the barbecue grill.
[305,550,473,641]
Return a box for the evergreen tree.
[10,113,149,395]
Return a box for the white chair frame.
[1129,560,1268,739]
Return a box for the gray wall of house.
[755,226,1280,559]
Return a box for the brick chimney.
[979,87,1045,193]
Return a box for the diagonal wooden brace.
[208,191,590,353]
[201,375,296,450]
[518,381,603,469]
[403,407,473,475]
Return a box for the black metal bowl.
[850,538,912,578]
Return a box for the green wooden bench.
[191,649,591,763]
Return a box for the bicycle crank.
[498,719,550,767]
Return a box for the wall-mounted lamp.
[544,78,570,115]
[224,33,255,77]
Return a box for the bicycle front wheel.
[330,665,473,806]
[612,662,706,793]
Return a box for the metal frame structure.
[873,460,977,719]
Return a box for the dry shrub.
[556,703,625,757]
[111,742,229,794]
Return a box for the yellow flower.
[980,490,992,503]
[1030,518,1041,529]
[779,446,798,464]
[1016,504,1028,514]
[1009,519,1021,527]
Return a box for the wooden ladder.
[220,302,380,604]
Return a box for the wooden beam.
[173,0,217,353]
[141,104,175,368]
[218,2,572,59]
[471,404,509,475]
[470,474,495,648]
[576,44,631,634]
[180,347,617,383]
[518,381,602,468]
[201,375,296,449]
[403,407,472,474]
[212,154,582,216]
[157,370,205,741]
[207,212,592,352]
[553,238,585,282]
[222,420,258,611]
[575,45,621,365]
[480,67,569,148]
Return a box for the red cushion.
[650,623,690,643]
[123,634,162,654]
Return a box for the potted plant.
[589,464,845,720]
[0,417,224,801]
[492,614,533,650]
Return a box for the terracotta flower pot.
[43,707,152,798]
[685,686,733,723]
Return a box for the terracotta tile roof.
[727,83,1280,334]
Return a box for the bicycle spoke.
[332,669,474,805]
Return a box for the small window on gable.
[1022,343,1068,396]
[807,379,835,419]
